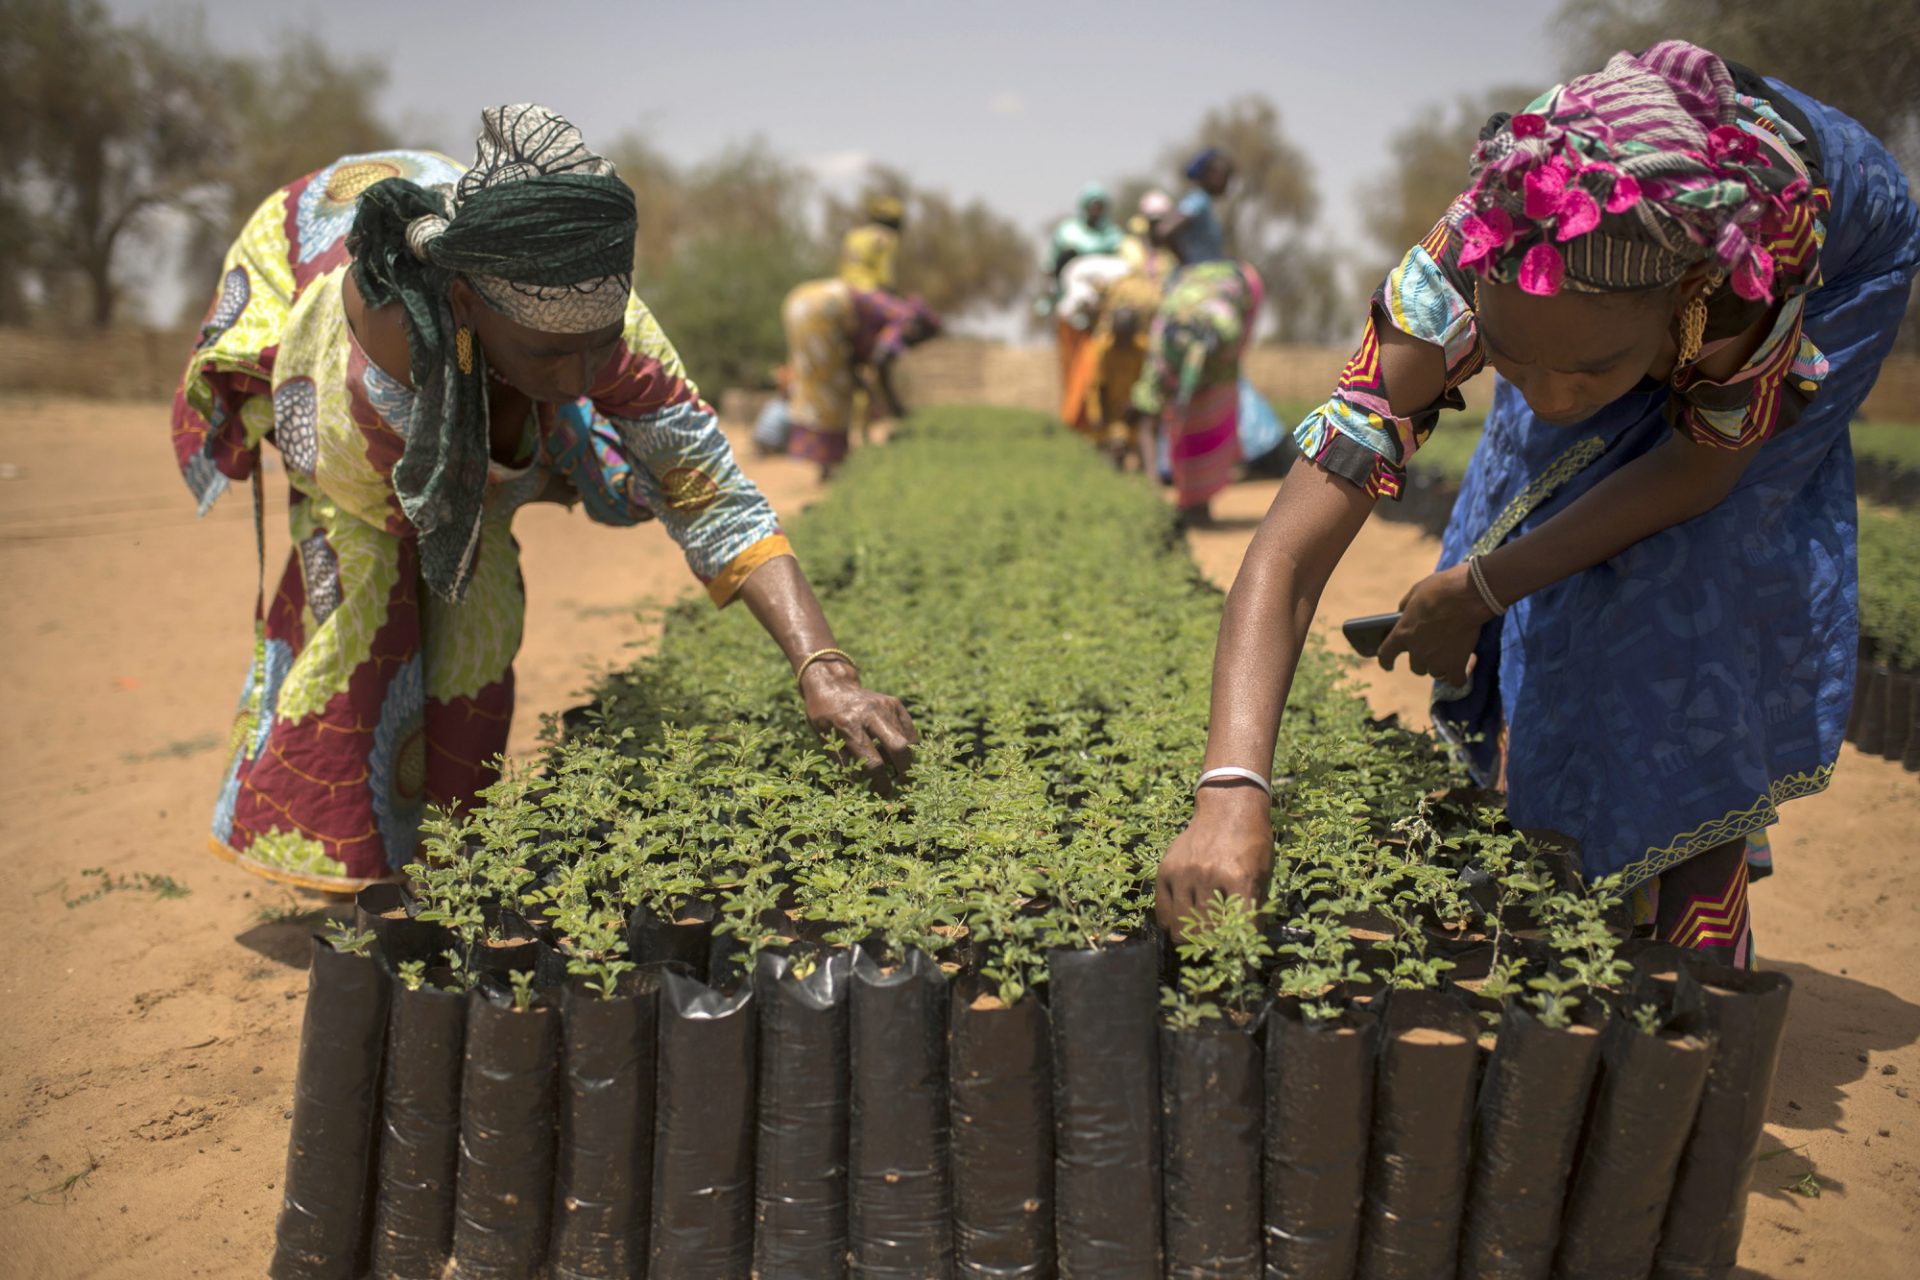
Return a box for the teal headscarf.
[348,104,637,602]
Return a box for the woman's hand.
[1155,784,1275,941]
[799,660,918,794]
[1377,562,1493,686]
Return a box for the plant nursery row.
[272,408,1792,1280]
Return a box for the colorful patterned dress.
[1294,72,1920,939]
[780,278,923,467]
[171,150,792,890]
[1131,260,1264,509]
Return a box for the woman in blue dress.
[1157,41,1919,966]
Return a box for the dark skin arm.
[737,554,918,794]
[1156,306,1770,938]
[343,270,918,792]
[869,355,907,419]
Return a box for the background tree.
[1357,86,1534,288]
[1557,0,1920,351]
[177,41,395,316]
[628,140,830,391]
[824,164,1035,318]
[0,0,227,328]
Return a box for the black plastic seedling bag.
[753,948,853,1279]
[354,884,449,970]
[628,899,718,980]
[1554,975,1716,1280]
[1854,662,1890,754]
[1162,1020,1263,1279]
[550,973,660,1280]
[1356,988,1482,1280]
[949,983,1054,1279]
[369,972,466,1280]
[468,907,543,978]
[449,978,560,1280]
[650,967,756,1280]
[1651,963,1793,1280]
[1457,1003,1606,1280]
[271,937,391,1280]
[1048,937,1162,1279]
[1263,998,1379,1280]
[849,947,953,1278]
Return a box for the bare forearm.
[736,554,837,672]
[1204,467,1373,773]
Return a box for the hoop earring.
[456,325,475,376]
[1674,295,1707,369]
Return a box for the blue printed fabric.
[1432,81,1920,887]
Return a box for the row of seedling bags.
[269,888,1791,1280]
[1848,642,1920,771]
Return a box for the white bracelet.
[1196,766,1274,800]
[1467,555,1507,618]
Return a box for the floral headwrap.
[1455,41,1813,302]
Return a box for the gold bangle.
[795,647,857,683]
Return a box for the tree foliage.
[0,0,226,326]
[824,164,1035,318]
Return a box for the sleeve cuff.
[705,533,794,607]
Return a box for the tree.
[1556,0,1920,349]
[0,0,226,327]
[1556,0,1919,168]
[178,41,395,315]
[629,140,830,391]
[824,165,1035,318]
[1358,86,1536,288]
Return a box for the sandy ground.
[1,397,1914,1277]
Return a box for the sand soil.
[1,399,1913,1276]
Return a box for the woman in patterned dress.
[172,105,917,892]
[1158,43,1920,965]
[1128,260,1264,526]
[781,277,939,478]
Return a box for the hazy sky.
[109,0,1569,328]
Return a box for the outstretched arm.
[1155,322,1448,938]
[736,554,919,794]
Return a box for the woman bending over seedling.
[173,105,916,894]
[1160,43,1918,965]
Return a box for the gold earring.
[455,325,475,376]
[1675,295,1707,368]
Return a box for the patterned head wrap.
[1456,41,1813,301]
[347,104,637,601]
[865,193,906,226]
[1138,189,1174,220]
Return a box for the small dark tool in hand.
[1341,612,1402,659]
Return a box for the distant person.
[170,106,917,891]
[1049,181,1125,278]
[1082,271,1164,464]
[1121,190,1177,284]
[839,193,904,293]
[1047,183,1126,426]
[1054,251,1134,433]
[752,364,796,456]
[1128,260,1264,527]
[782,276,940,478]
[1154,147,1233,268]
[1157,43,1920,968]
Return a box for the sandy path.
[1,398,1913,1277]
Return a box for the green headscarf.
[347,104,637,602]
